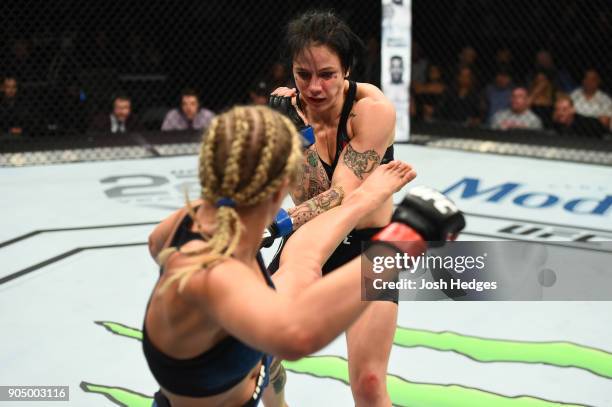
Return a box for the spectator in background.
[552,96,606,138]
[458,46,477,69]
[457,45,482,80]
[485,46,515,82]
[89,93,143,134]
[529,50,574,93]
[456,45,486,92]
[0,76,29,136]
[528,70,564,129]
[362,36,381,87]
[247,78,270,105]
[3,39,38,82]
[570,69,612,130]
[267,61,290,89]
[483,68,513,125]
[494,47,514,73]
[409,90,417,120]
[437,66,481,126]
[411,41,428,86]
[413,64,446,122]
[161,88,215,131]
[491,86,542,130]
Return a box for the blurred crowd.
[409,45,612,138]
[0,33,290,138]
[1,31,611,140]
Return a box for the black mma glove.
[367,187,466,301]
[268,94,315,148]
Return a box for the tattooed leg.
[261,358,288,407]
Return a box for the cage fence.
[1,0,611,166]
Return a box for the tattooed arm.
[283,148,337,230]
[331,97,395,190]
[290,149,331,205]
[287,184,344,229]
[285,97,395,231]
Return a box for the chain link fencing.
[1,0,611,166]
[411,0,612,139]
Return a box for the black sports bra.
[143,210,273,399]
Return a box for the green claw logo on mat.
[82,321,611,407]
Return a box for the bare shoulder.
[353,83,394,116]
[353,96,395,117]
[351,92,395,136]
[149,199,204,258]
[355,82,390,103]
[175,249,250,301]
[149,208,185,259]
[159,199,203,231]
[345,84,395,146]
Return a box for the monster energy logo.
[81,321,611,406]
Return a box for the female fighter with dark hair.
[267,10,401,406]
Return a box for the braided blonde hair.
[159,105,303,292]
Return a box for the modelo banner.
[381,0,411,142]
[1,145,609,243]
